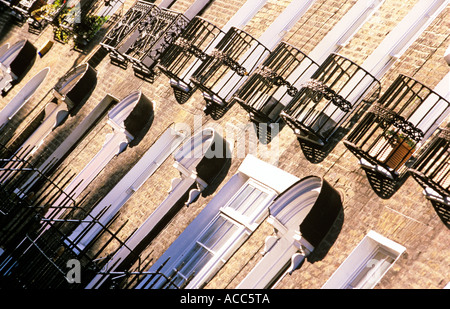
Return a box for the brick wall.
[0,0,448,289]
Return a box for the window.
[322,231,405,289]
[165,179,276,288]
[346,247,396,289]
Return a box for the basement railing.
[408,125,450,227]
[0,143,146,289]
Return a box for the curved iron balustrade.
[344,74,450,184]
[101,0,158,52]
[157,16,223,104]
[280,53,381,147]
[233,41,319,124]
[190,27,270,114]
[409,126,450,202]
[408,125,450,227]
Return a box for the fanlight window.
[190,27,270,117]
[344,74,450,183]
[233,41,319,124]
[280,53,381,147]
[157,16,223,104]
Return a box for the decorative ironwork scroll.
[157,17,224,103]
[280,53,381,147]
[113,7,189,78]
[253,65,299,96]
[344,74,450,195]
[209,48,249,77]
[302,79,353,112]
[101,0,159,50]
[144,12,190,63]
[233,42,319,125]
[173,36,208,61]
[190,27,270,110]
[369,103,424,142]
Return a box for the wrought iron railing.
[409,126,450,200]
[8,0,45,21]
[408,125,450,227]
[344,74,450,184]
[129,8,190,78]
[189,27,270,117]
[233,41,319,124]
[157,16,223,104]
[108,6,189,79]
[52,0,95,44]
[280,53,381,147]
[0,143,144,288]
[101,0,157,52]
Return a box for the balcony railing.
[100,0,156,52]
[190,27,270,119]
[110,7,189,79]
[157,16,223,104]
[7,0,46,21]
[233,42,319,124]
[409,126,450,201]
[344,74,450,197]
[280,53,381,147]
[409,126,450,226]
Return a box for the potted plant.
[368,129,416,171]
[382,129,416,170]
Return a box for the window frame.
[168,178,277,288]
[322,230,405,289]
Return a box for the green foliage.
[385,129,416,148]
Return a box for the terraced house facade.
[0,0,448,290]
